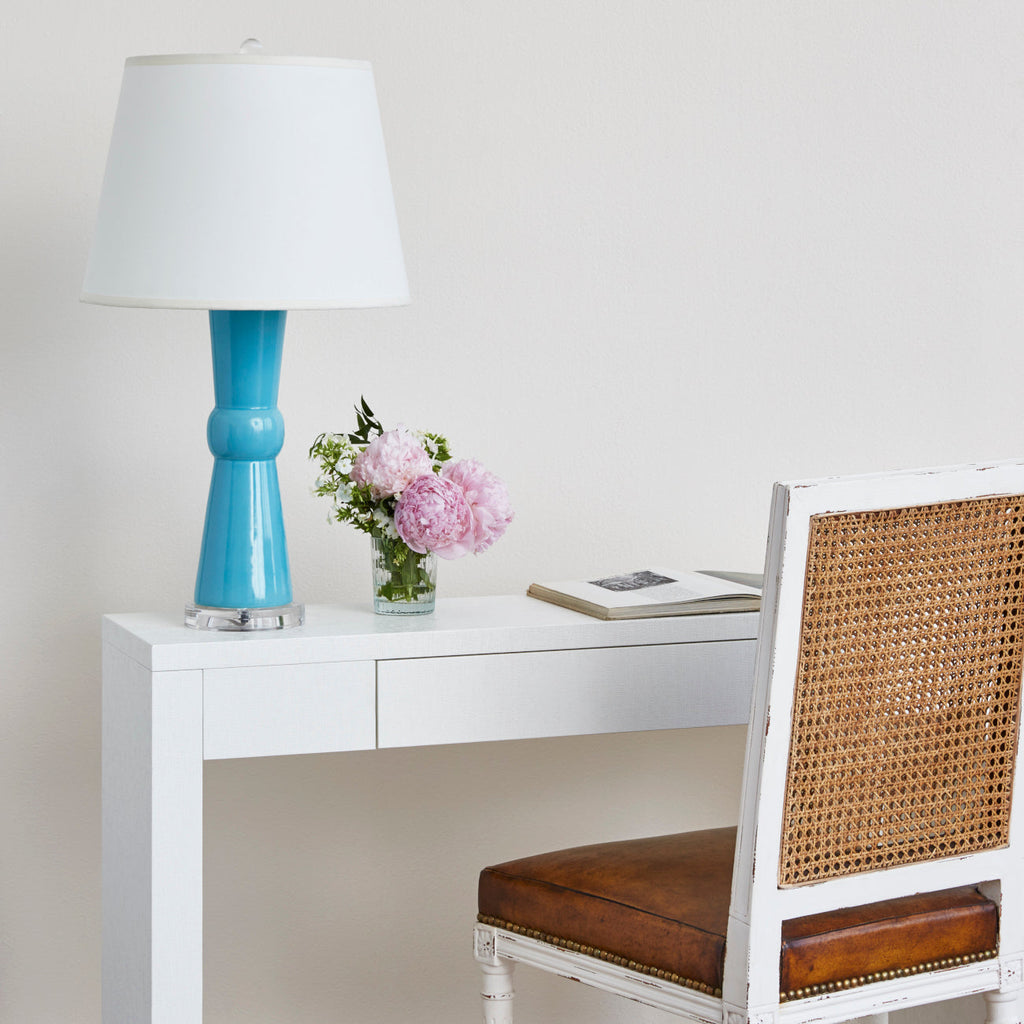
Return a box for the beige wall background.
[3,2,1024,1022]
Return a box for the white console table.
[102,595,759,1024]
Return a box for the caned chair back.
[780,496,1024,886]
[726,462,1024,1016]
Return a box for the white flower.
[372,507,399,539]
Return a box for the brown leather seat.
[478,826,999,1000]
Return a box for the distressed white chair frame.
[475,461,1024,1024]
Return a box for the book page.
[578,569,759,608]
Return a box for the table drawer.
[204,661,376,759]
[377,640,755,748]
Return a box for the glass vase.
[371,535,437,615]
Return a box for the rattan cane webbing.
[778,494,1024,888]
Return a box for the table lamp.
[82,42,409,631]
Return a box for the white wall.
[3,2,1023,1022]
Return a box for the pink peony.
[442,459,513,554]
[350,427,433,500]
[394,475,474,559]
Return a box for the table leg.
[103,645,204,1024]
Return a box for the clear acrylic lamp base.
[185,602,305,632]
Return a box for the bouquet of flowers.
[310,399,513,608]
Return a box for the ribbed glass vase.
[371,535,437,615]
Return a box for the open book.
[527,569,761,620]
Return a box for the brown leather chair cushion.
[478,826,998,998]
[780,885,998,997]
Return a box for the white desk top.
[103,595,760,672]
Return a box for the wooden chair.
[474,461,1024,1024]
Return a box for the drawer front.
[377,640,755,748]
[204,661,376,759]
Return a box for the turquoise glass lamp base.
[187,310,304,631]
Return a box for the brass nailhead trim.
[780,948,1000,1002]
[477,915,722,997]
[478,918,998,1003]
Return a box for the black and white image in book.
[590,570,678,592]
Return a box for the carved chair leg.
[481,960,515,1024]
[984,991,1024,1024]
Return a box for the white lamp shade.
[82,54,409,309]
